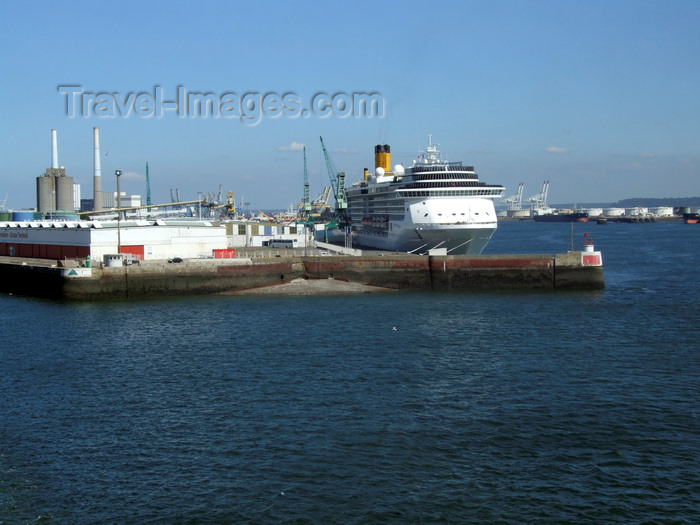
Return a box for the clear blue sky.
[1,0,698,210]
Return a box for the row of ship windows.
[351,209,404,216]
[348,198,402,205]
[408,173,478,181]
[406,165,475,173]
[355,181,488,195]
[398,190,502,197]
[350,216,403,222]
[399,182,483,189]
[349,190,500,207]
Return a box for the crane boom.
[527,180,550,210]
[302,146,311,219]
[503,182,524,210]
[320,137,347,211]
[319,137,348,229]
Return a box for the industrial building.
[36,129,75,214]
[81,192,142,213]
[0,219,227,262]
[9,128,311,265]
[223,220,311,247]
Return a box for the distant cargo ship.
[533,211,589,223]
[345,136,505,254]
[683,212,699,224]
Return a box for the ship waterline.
[351,212,498,254]
[354,227,497,254]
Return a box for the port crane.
[502,182,524,211]
[319,136,349,231]
[527,180,550,210]
[298,146,313,224]
[222,191,237,217]
[310,187,332,218]
[256,210,276,222]
[211,185,223,205]
[196,187,238,218]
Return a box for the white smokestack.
[93,127,103,211]
[51,129,58,169]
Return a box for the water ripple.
[1,223,699,523]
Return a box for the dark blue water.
[2,221,699,523]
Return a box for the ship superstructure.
[345,136,504,254]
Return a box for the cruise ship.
[345,136,505,254]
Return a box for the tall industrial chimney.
[51,129,58,169]
[93,127,103,211]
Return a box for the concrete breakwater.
[0,252,603,300]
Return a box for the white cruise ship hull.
[350,197,498,255]
[353,223,497,254]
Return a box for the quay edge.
[0,252,604,301]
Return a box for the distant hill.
[550,197,700,209]
[610,197,700,208]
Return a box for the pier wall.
[302,255,561,291]
[429,255,556,290]
[0,252,603,301]
[61,260,297,300]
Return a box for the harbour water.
[1,221,698,523]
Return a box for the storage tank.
[55,176,75,211]
[12,211,35,221]
[625,207,648,216]
[604,208,625,217]
[37,176,55,214]
[509,210,532,218]
[585,208,603,217]
[651,207,674,217]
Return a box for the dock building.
[0,220,226,262]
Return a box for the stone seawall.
[0,252,603,301]
[62,259,298,300]
[303,254,560,290]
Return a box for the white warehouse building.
[0,220,227,262]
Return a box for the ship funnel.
[51,129,58,169]
[375,144,391,173]
[93,128,103,211]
